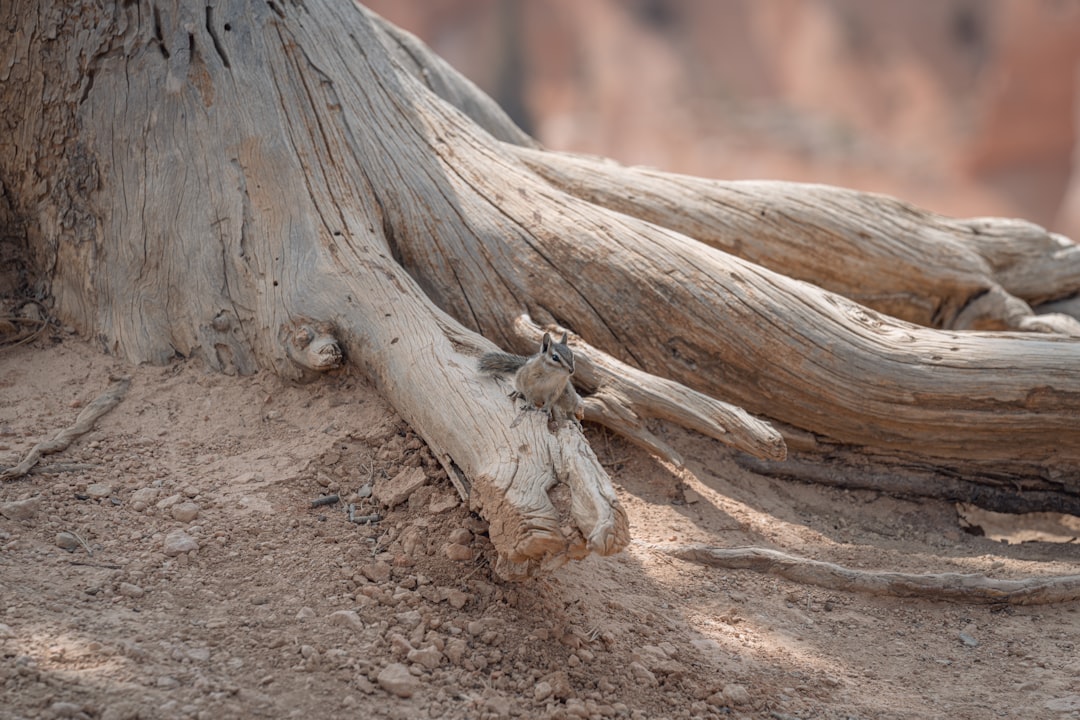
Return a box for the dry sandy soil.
[2,329,1080,720]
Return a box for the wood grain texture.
[2,0,1079,541]
[513,147,1080,333]
[0,0,627,577]
[663,544,1080,605]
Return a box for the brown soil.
[2,331,1079,720]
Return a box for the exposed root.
[0,315,51,350]
[658,543,1080,605]
[510,315,786,464]
[1,376,131,481]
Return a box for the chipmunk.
[478,332,585,430]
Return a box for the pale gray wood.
[3,0,1080,568]
[510,315,787,466]
[513,146,1080,333]
[0,0,627,578]
[664,544,1080,605]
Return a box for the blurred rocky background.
[366,0,1080,239]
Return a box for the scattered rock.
[156,493,182,511]
[130,487,160,512]
[118,582,145,598]
[629,661,658,687]
[296,606,316,621]
[467,618,496,635]
[162,529,199,556]
[448,528,472,545]
[56,532,80,551]
[395,610,423,630]
[444,543,473,562]
[722,683,751,707]
[45,701,85,718]
[0,623,13,639]
[444,638,468,665]
[542,670,573,700]
[407,645,443,669]
[564,698,590,718]
[100,701,140,720]
[428,492,460,514]
[0,496,39,521]
[444,588,470,609]
[635,644,686,677]
[374,467,428,508]
[683,488,702,504]
[171,501,200,522]
[85,482,112,499]
[959,631,979,648]
[328,610,364,632]
[388,632,414,655]
[534,681,553,702]
[185,646,211,663]
[360,561,392,583]
[377,662,420,698]
[1044,695,1080,712]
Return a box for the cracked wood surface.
[2,0,1080,536]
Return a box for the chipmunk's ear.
[559,332,568,345]
[541,332,552,352]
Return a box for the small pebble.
[163,529,199,556]
[328,610,364,632]
[447,528,473,545]
[428,493,460,514]
[130,487,160,505]
[723,683,751,707]
[445,589,470,609]
[377,662,420,698]
[296,607,316,621]
[959,631,979,648]
[629,662,657,687]
[171,501,200,522]
[118,582,145,598]
[361,561,392,583]
[0,496,39,521]
[374,467,428,508]
[85,483,112,499]
[56,532,80,551]
[444,543,473,562]
[406,645,443,669]
[46,701,84,718]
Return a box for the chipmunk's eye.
[552,354,560,363]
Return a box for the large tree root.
[737,453,1080,516]
[510,315,786,466]
[660,543,1080,605]
[512,146,1080,335]
[1,376,131,481]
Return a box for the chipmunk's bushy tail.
[478,352,527,377]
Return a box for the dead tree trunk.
[2,1,1079,577]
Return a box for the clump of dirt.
[2,335,1079,720]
